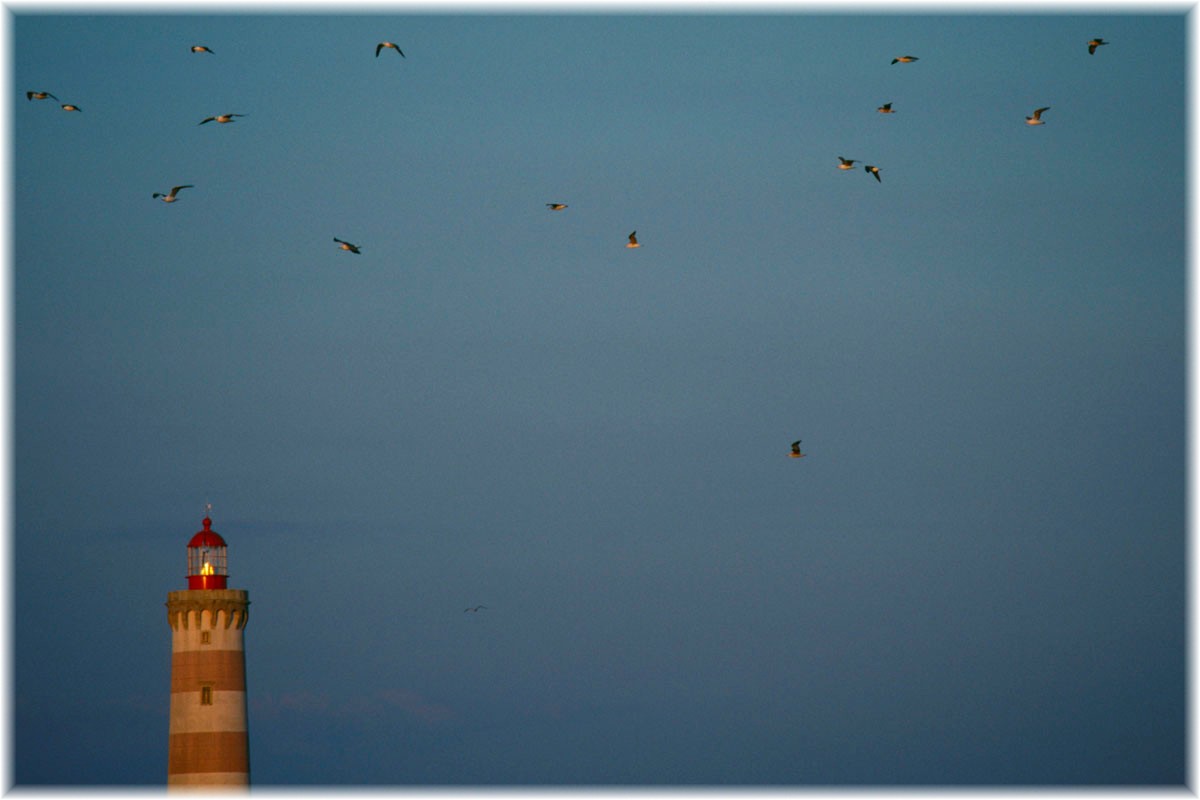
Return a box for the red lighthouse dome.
[187,516,228,590]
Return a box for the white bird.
[1025,106,1050,125]
[334,237,362,254]
[376,41,405,57]
[626,231,640,248]
[546,203,568,211]
[152,185,194,203]
[26,91,58,101]
[190,45,214,54]
[837,156,858,170]
[199,113,244,125]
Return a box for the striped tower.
[166,512,251,789]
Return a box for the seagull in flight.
[334,237,362,254]
[1025,106,1050,125]
[153,185,194,203]
[789,440,807,458]
[60,103,81,112]
[626,231,640,248]
[865,164,882,182]
[837,156,858,170]
[376,41,405,57]
[199,113,245,125]
[26,91,58,101]
[191,45,214,54]
[876,102,895,114]
[1088,38,1108,54]
[891,55,919,64]
[546,203,568,211]
[464,605,488,613]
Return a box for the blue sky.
[9,2,1188,787]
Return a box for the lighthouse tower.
[166,512,251,789]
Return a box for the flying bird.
[1088,38,1108,54]
[464,605,488,613]
[546,203,568,211]
[1025,106,1050,125]
[891,55,919,64]
[334,237,362,254]
[376,41,405,57]
[837,156,858,170]
[865,164,882,182]
[626,231,640,248]
[152,185,194,203]
[60,104,81,112]
[190,45,214,54]
[199,113,245,125]
[790,440,805,458]
[26,91,58,101]
[876,102,895,113]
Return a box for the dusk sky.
[9,1,1189,788]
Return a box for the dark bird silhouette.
[334,237,362,254]
[26,91,58,101]
[376,42,405,57]
[891,55,919,64]
[626,231,640,248]
[153,185,194,203]
[790,440,805,458]
[877,102,895,113]
[837,156,858,170]
[191,45,214,54]
[546,203,568,211]
[1088,38,1108,55]
[464,605,488,613]
[199,113,245,125]
[865,164,882,182]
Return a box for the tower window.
[201,685,213,706]
[201,631,211,645]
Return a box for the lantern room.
[187,516,228,590]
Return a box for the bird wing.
[376,43,384,56]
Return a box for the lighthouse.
[166,512,251,789]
